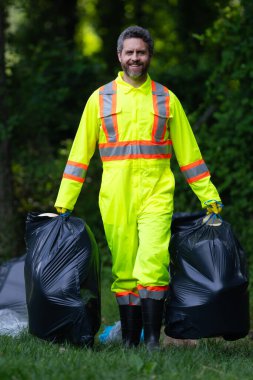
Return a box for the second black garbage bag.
[24,212,101,347]
[164,213,250,340]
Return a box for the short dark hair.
[117,25,154,55]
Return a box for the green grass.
[1,333,253,380]
[0,266,252,380]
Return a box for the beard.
[121,61,150,79]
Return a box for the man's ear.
[117,52,122,62]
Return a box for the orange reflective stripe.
[181,159,205,171]
[111,81,119,141]
[63,160,88,183]
[181,159,210,183]
[67,160,88,170]
[116,291,138,297]
[99,140,172,161]
[100,140,171,147]
[187,171,210,183]
[137,285,169,292]
[99,85,110,141]
[116,291,141,306]
[137,285,169,300]
[63,173,85,183]
[152,81,160,142]
[151,81,170,142]
[101,154,171,161]
[99,81,119,143]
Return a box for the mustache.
[129,61,142,65]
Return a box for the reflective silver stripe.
[116,294,141,306]
[99,141,172,160]
[152,82,170,113]
[138,288,167,300]
[181,162,209,182]
[152,81,170,141]
[99,81,117,143]
[64,163,86,180]
[99,81,115,95]
[154,116,167,142]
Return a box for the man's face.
[118,38,151,82]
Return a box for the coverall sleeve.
[169,91,221,208]
[54,90,100,210]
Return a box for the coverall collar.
[116,71,151,94]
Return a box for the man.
[55,25,222,350]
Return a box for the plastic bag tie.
[60,211,71,218]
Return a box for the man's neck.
[122,73,147,88]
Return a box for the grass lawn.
[0,267,252,380]
[1,334,253,380]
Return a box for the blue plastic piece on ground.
[99,321,144,343]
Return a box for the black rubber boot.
[119,305,143,347]
[141,298,164,350]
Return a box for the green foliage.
[1,0,107,255]
[193,0,253,254]
[5,0,105,209]
[161,0,253,260]
[8,43,105,215]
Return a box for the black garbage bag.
[24,212,101,347]
[0,255,27,318]
[164,213,250,340]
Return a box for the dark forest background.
[0,0,252,278]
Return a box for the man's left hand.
[205,200,223,215]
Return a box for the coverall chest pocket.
[151,110,169,142]
[100,108,122,143]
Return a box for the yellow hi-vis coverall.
[55,72,221,305]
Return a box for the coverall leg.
[99,161,174,299]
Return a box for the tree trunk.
[0,2,16,260]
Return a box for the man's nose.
[131,52,139,60]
